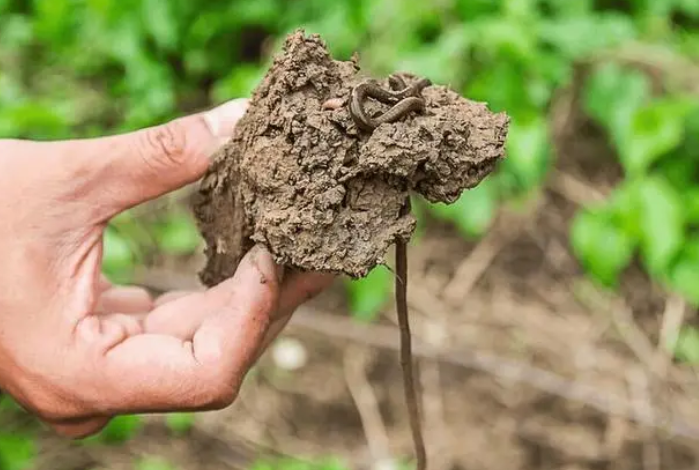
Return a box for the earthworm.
[349,74,431,132]
[351,95,427,131]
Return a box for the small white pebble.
[423,320,448,348]
[321,97,344,110]
[271,337,308,371]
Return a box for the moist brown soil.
[194,30,508,283]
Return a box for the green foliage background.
[1,0,699,468]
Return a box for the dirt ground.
[34,77,699,470]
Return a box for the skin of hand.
[0,99,335,438]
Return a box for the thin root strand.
[396,197,427,470]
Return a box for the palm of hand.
[0,102,334,438]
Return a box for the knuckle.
[139,119,190,169]
[192,368,242,410]
[20,381,91,422]
[32,397,76,422]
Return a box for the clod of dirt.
[194,30,509,284]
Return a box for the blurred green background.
[1,0,699,468]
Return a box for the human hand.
[0,100,335,438]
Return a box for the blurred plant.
[0,433,35,470]
[345,265,393,323]
[570,58,699,366]
[135,455,180,470]
[671,325,699,364]
[165,413,196,436]
[573,62,699,296]
[82,415,144,445]
[0,396,37,470]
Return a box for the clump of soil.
[194,30,509,284]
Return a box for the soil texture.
[194,30,509,283]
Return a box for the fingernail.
[251,244,284,285]
[203,98,249,147]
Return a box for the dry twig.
[441,228,507,305]
[548,169,609,206]
[627,368,661,470]
[287,307,699,443]
[343,346,391,464]
[656,295,687,376]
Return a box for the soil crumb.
[194,30,509,284]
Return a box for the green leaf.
[570,208,635,287]
[540,0,592,16]
[155,212,201,255]
[2,102,68,139]
[165,413,195,436]
[408,196,429,242]
[473,17,538,63]
[684,188,699,224]
[0,433,36,470]
[428,179,497,237]
[583,63,650,151]
[606,179,642,239]
[394,38,468,86]
[658,154,699,190]
[0,14,33,49]
[141,0,179,51]
[466,61,532,114]
[667,237,699,306]
[678,0,699,17]
[33,0,75,42]
[0,395,23,413]
[228,0,281,26]
[318,458,351,470]
[249,460,276,470]
[211,64,266,102]
[672,326,699,364]
[455,0,498,18]
[104,18,145,65]
[502,117,550,191]
[622,98,693,175]
[637,0,678,17]
[539,13,635,59]
[297,4,360,60]
[636,176,685,274]
[102,228,135,282]
[88,415,143,444]
[345,265,392,323]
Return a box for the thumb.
[65,98,248,218]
